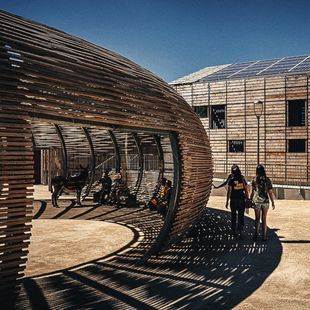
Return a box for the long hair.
[230,164,237,173]
[232,164,243,182]
[256,164,267,185]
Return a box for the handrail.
[95,155,116,170]
[212,177,310,190]
[213,160,309,187]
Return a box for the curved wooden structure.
[0,10,212,292]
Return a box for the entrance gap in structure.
[28,119,178,275]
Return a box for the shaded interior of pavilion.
[31,120,175,205]
[26,119,177,274]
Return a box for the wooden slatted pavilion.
[0,10,213,293]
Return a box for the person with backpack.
[225,165,249,239]
[250,164,275,241]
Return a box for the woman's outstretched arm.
[213,175,231,189]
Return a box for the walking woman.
[225,165,249,239]
[250,164,275,241]
[213,164,237,189]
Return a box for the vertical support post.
[225,81,228,173]
[54,124,68,177]
[142,132,181,261]
[244,79,247,177]
[82,128,95,198]
[264,78,267,164]
[284,77,288,182]
[191,83,194,107]
[132,133,144,197]
[254,100,263,166]
[153,134,164,184]
[307,75,309,184]
[208,83,211,137]
[108,130,121,172]
[257,115,260,165]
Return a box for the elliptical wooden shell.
[0,10,213,292]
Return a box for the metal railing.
[213,160,310,187]
[121,154,160,171]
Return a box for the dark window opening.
[193,105,208,118]
[228,140,244,153]
[287,100,306,127]
[211,105,226,129]
[288,139,306,153]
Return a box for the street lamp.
[254,100,264,165]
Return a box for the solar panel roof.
[200,55,310,82]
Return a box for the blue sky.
[1,0,310,82]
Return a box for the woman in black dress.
[225,165,249,239]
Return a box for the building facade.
[171,56,310,186]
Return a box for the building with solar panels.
[171,55,310,191]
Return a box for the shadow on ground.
[3,202,282,309]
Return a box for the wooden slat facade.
[0,10,213,292]
[173,73,310,185]
[0,111,33,292]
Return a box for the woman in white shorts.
[250,165,275,241]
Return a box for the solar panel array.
[200,55,310,82]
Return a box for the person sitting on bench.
[148,177,167,211]
[93,169,112,205]
[110,172,130,207]
[157,179,172,218]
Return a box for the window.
[193,105,208,118]
[287,100,306,127]
[288,139,306,153]
[211,105,226,129]
[228,140,244,153]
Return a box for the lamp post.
[254,100,264,165]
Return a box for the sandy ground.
[208,196,310,309]
[25,219,134,277]
[33,184,75,200]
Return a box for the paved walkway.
[2,196,310,309]
[210,196,310,309]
